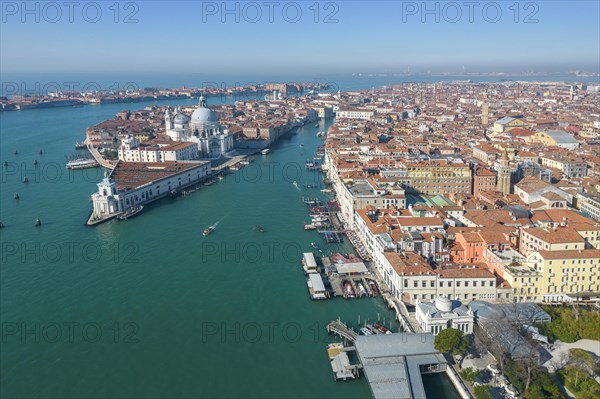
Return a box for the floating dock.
[327,343,360,381]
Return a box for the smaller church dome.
[173,113,190,124]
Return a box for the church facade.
[165,96,234,159]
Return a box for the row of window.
[403,279,495,288]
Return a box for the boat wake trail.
[212,216,226,228]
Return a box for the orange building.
[450,232,485,263]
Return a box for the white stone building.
[415,297,475,335]
[90,161,211,219]
[165,96,234,159]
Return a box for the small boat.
[34,218,41,227]
[359,327,373,336]
[4,161,8,166]
[117,205,143,221]
[23,177,29,183]
[365,324,382,335]
[14,150,18,155]
[39,149,43,155]
[255,225,265,233]
[14,192,19,200]
[218,175,224,180]
[373,323,392,334]
[34,160,38,166]
[75,142,87,149]
[369,280,379,296]
[203,226,215,236]
[343,282,355,298]
[357,282,367,296]
[314,123,319,127]
[304,221,317,230]
[260,148,269,155]
[311,242,319,249]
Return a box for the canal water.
[0,97,458,398]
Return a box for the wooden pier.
[326,319,358,342]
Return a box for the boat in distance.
[66,158,99,169]
[203,226,215,236]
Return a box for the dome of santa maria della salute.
[191,96,218,122]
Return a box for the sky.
[1,1,599,76]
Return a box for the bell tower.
[497,149,511,195]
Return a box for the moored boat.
[66,158,99,170]
[359,327,373,335]
[365,324,382,335]
[117,205,143,220]
[260,148,269,155]
[343,281,355,298]
[357,282,367,296]
[304,221,317,230]
[373,323,392,334]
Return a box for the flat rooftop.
[354,333,447,399]
[110,161,209,191]
[349,180,375,196]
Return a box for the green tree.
[460,367,480,384]
[473,385,491,399]
[434,328,468,356]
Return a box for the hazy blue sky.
[1,1,599,75]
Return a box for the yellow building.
[526,250,599,302]
[403,160,471,195]
[503,265,543,302]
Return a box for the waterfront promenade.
[86,140,116,169]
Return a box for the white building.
[415,297,475,335]
[90,161,211,219]
[118,136,199,162]
[165,96,234,159]
[336,108,375,120]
